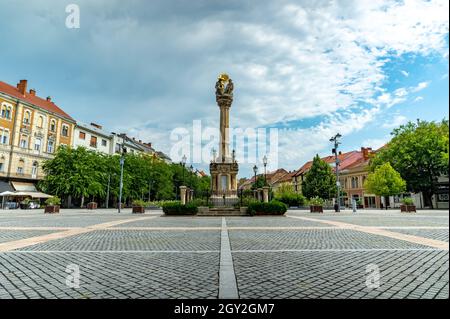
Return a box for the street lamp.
[253,165,258,188]
[118,144,127,213]
[262,155,268,186]
[212,148,217,163]
[330,133,342,212]
[181,154,187,185]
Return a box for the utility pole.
[330,133,342,212]
[118,144,126,213]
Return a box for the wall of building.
[73,126,111,155]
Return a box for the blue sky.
[0,0,448,177]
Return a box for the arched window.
[37,116,44,128]
[1,104,12,119]
[47,139,55,153]
[50,119,56,132]
[19,134,28,148]
[0,128,9,145]
[31,161,38,178]
[23,110,31,124]
[61,124,69,137]
[17,159,25,175]
[34,138,42,151]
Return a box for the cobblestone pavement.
[0,208,448,299]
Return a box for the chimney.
[361,147,370,160]
[46,96,52,102]
[29,89,36,96]
[17,80,28,95]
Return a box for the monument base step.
[197,207,248,216]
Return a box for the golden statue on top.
[215,73,234,97]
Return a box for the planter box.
[310,205,323,213]
[132,206,145,214]
[44,205,60,214]
[400,205,416,213]
[87,202,98,210]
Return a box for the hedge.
[162,202,198,215]
[274,193,306,207]
[247,200,287,216]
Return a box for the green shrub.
[162,201,198,215]
[247,200,287,216]
[402,197,414,205]
[132,199,146,207]
[45,196,61,206]
[275,193,306,207]
[308,196,324,206]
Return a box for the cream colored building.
[0,79,75,187]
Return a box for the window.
[17,159,25,175]
[79,131,86,140]
[61,124,69,137]
[351,177,359,189]
[47,140,54,153]
[0,156,4,172]
[1,104,12,119]
[0,129,9,145]
[23,110,31,124]
[19,135,28,148]
[101,139,107,147]
[115,143,121,153]
[37,116,44,128]
[34,138,41,151]
[50,119,56,132]
[31,162,38,178]
[90,136,97,148]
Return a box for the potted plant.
[400,197,416,213]
[132,199,146,214]
[44,196,61,214]
[309,196,324,213]
[356,199,364,209]
[87,202,98,210]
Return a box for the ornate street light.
[118,144,127,213]
[253,164,258,189]
[263,155,268,186]
[330,133,342,212]
[181,154,187,185]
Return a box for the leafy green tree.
[371,119,449,208]
[251,176,266,190]
[302,155,336,200]
[364,162,406,208]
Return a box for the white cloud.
[411,81,430,93]
[401,70,410,77]
[382,115,408,128]
[414,96,424,103]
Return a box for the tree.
[364,162,406,208]
[371,119,449,208]
[302,155,336,200]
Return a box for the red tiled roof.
[293,151,363,176]
[0,80,74,121]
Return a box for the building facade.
[73,122,112,155]
[0,80,75,187]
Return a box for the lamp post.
[253,164,258,200]
[253,165,258,188]
[263,155,268,186]
[181,155,187,185]
[118,144,126,213]
[148,179,154,202]
[330,133,342,212]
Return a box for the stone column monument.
[210,74,239,206]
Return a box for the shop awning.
[0,181,14,193]
[11,181,38,192]
[0,191,53,198]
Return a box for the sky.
[0,0,448,177]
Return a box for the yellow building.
[0,79,75,189]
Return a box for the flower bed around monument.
[247,200,287,216]
[162,201,198,215]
